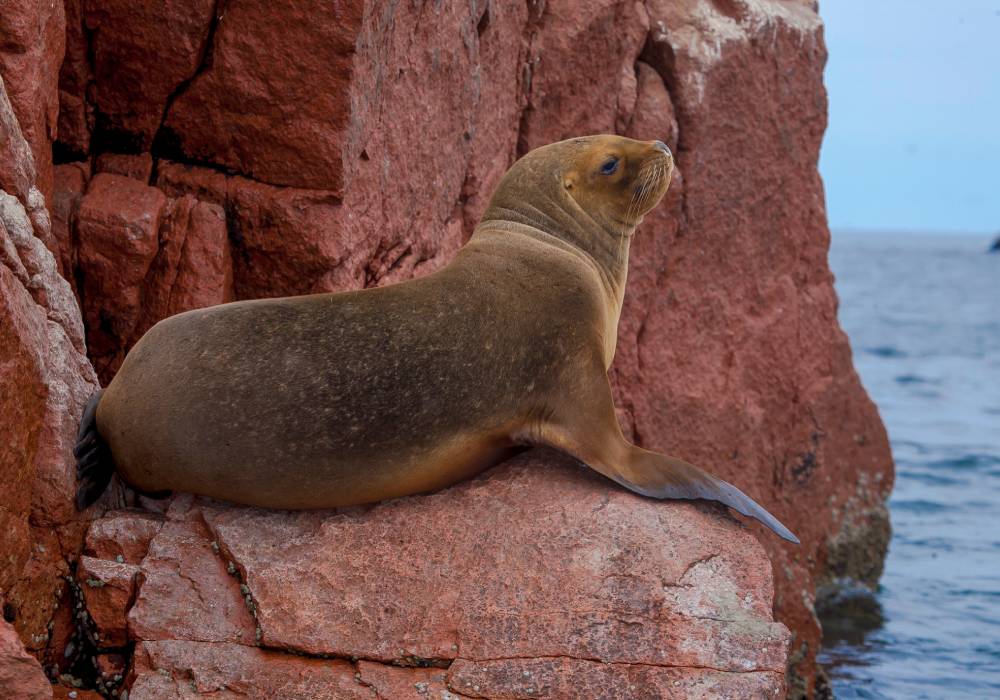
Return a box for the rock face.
[0,0,894,696]
[0,619,52,700]
[0,0,64,201]
[83,0,217,152]
[0,66,99,697]
[81,453,791,699]
[74,172,232,381]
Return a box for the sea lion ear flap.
[562,171,576,190]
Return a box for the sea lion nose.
[653,140,671,157]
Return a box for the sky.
[819,0,1000,234]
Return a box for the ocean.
[819,232,1000,698]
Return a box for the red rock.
[153,0,532,298]
[93,153,153,182]
[77,556,138,648]
[1,190,88,354]
[95,652,125,674]
[332,0,530,274]
[157,162,358,298]
[164,197,231,307]
[74,172,233,383]
[127,520,256,644]
[0,259,48,614]
[438,1,529,239]
[82,0,216,149]
[0,186,95,653]
[25,183,55,257]
[6,528,70,652]
[357,662,457,700]
[84,510,165,564]
[617,3,893,691]
[202,452,789,676]
[627,60,679,150]
[76,173,166,381]
[0,619,51,700]
[56,0,92,158]
[163,0,363,191]
[0,29,96,676]
[49,163,89,286]
[209,175,353,296]
[128,640,372,699]
[448,657,785,699]
[0,0,64,201]
[154,160,227,204]
[132,194,232,339]
[516,0,649,151]
[40,591,75,676]
[0,76,36,202]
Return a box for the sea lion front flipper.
[616,449,800,544]
[539,369,799,544]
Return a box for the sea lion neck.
[475,167,633,314]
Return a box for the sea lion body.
[98,233,602,508]
[77,135,798,542]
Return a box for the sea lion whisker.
[618,166,649,261]
[628,165,650,220]
[619,174,644,262]
[632,163,655,221]
[620,159,663,262]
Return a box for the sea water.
[819,232,1000,698]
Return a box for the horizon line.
[831,226,998,239]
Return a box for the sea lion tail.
[73,390,115,510]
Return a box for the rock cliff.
[0,0,893,697]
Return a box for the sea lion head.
[480,135,674,262]
[559,135,674,231]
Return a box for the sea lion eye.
[600,157,619,175]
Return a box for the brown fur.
[91,135,797,542]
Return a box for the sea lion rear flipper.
[74,390,115,510]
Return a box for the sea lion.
[74,135,798,543]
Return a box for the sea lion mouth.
[621,151,673,226]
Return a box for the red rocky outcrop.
[0,0,64,201]
[0,66,99,696]
[162,0,363,192]
[129,642,371,699]
[74,171,232,382]
[0,0,894,696]
[85,453,792,698]
[0,619,52,700]
[76,556,137,648]
[82,0,217,152]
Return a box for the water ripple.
[819,233,1000,698]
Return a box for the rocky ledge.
[73,452,789,699]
